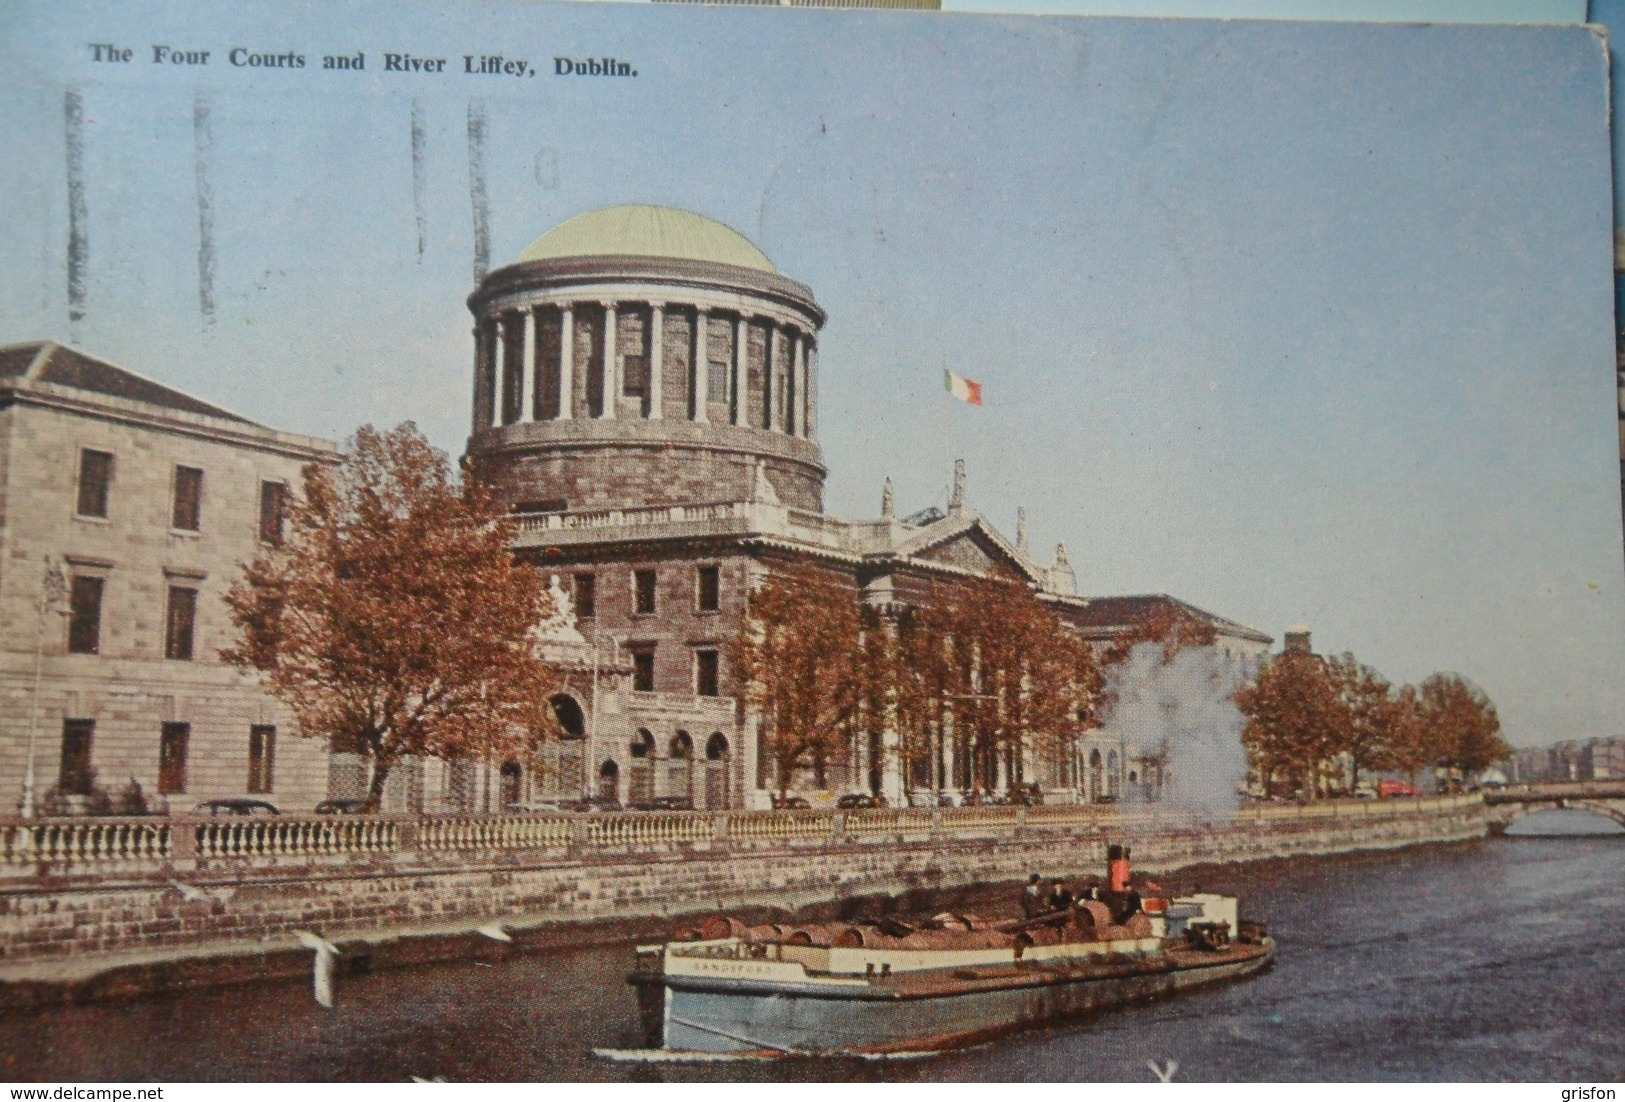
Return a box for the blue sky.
[1,1,1620,747]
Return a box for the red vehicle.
[1377,779,1420,799]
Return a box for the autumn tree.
[925,576,1102,794]
[1418,673,1509,787]
[1326,653,1395,790]
[1380,683,1430,787]
[731,561,866,798]
[1234,652,1345,798]
[223,423,561,811]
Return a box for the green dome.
[517,205,778,273]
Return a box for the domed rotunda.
[465,205,827,513]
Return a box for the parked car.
[314,798,369,815]
[770,794,811,810]
[648,795,695,812]
[836,793,887,810]
[1092,793,1118,805]
[1377,779,1420,799]
[192,798,279,817]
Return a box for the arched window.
[550,694,586,739]
[703,733,731,810]
[628,730,654,804]
[668,730,694,804]
[598,759,620,804]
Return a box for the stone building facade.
[0,342,339,816]
[465,205,1273,811]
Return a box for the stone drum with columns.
[466,205,828,514]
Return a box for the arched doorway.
[704,733,730,810]
[668,731,694,804]
[629,729,655,805]
[598,759,620,805]
[548,694,587,796]
[499,760,523,809]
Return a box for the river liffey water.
[2,811,1621,1083]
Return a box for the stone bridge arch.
[1488,798,1625,834]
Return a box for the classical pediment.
[895,516,1045,585]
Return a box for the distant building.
[0,342,338,816]
[1513,736,1625,782]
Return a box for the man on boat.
[1021,874,1046,918]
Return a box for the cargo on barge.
[620,845,1274,1057]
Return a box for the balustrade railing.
[417,815,572,851]
[0,793,1483,878]
[1,818,171,865]
[588,812,715,847]
[726,811,831,841]
[194,817,399,859]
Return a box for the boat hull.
[654,942,1272,1056]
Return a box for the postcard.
[0,0,1621,1084]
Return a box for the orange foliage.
[223,423,561,810]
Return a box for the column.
[796,337,810,438]
[692,308,709,423]
[472,323,493,433]
[762,320,777,431]
[493,315,509,425]
[559,304,575,419]
[786,330,801,436]
[731,316,745,427]
[520,307,537,423]
[943,708,958,799]
[648,303,664,420]
[806,343,817,441]
[600,302,618,420]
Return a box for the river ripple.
[2,810,1620,1082]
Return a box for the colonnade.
[472,299,818,439]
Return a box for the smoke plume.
[1101,642,1249,824]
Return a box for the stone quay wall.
[0,795,1485,973]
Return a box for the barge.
[620,845,1273,1058]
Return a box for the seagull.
[1147,1059,1179,1082]
[476,922,512,942]
[295,930,342,1008]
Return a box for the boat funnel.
[1108,843,1131,894]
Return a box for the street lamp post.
[19,556,69,819]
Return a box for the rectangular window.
[165,586,197,660]
[76,449,114,518]
[697,565,720,613]
[622,354,648,397]
[172,466,204,531]
[248,725,276,794]
[67,575,104,655]
[632,649,656,693]
[696,648,720,697]
[158,722,190,795]
[258,481,287,546]
[634,569,657,615]
[706,360,729,404]
[59,719,95,796]
[573,573,596,619]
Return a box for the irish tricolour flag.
[944,369,983,406]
